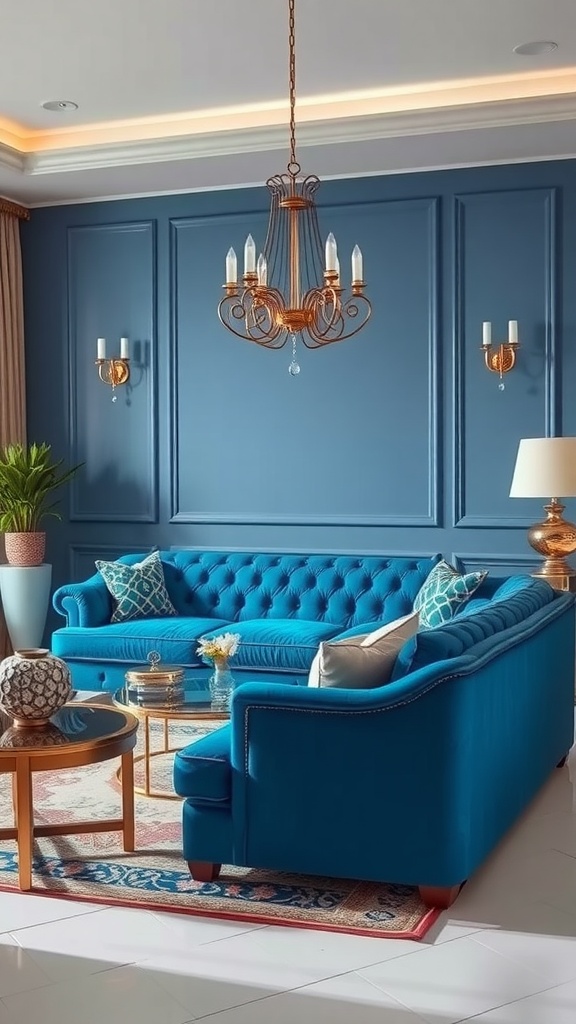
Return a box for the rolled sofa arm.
[52,575,112,628]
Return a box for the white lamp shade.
[510,437,576,498]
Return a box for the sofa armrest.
[229,663,462,770]
[52,575,112,628]
[228,667,476,880]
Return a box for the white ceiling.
[1,0,576,206]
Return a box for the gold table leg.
[144,716,151,797]
[121,750,135,852]
[15,760,33,891]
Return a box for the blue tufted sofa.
[51,549,442,691]
[172,575,575,909]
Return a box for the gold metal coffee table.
[0,703,138,891]
[115,682,228,799]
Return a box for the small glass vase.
[209,658,235,711]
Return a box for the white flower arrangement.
[196,632,241,664]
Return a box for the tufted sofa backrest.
[120,550,441,629]
[392,577,557,679]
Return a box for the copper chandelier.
[218,0,371,373]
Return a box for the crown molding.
[0,142,25,173]
[20,92,576,177]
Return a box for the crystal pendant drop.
[288,334,300,376]
[498,382,505,391]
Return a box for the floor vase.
[0,564,52,650]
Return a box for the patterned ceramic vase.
[0,648,72,728]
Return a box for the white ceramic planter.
[0,564,52,650]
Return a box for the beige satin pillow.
[307,611,419,689]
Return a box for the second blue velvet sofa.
[52,549,441,691]
[173,576,575,909]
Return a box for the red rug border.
[0,880,442,941]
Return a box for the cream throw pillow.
[307,611,419,689]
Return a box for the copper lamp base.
[528,499,576,588]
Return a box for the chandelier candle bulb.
[120,337,129,359]
[482,321,492,347]
[508,320,519,345]
[226,248,237,286]
[257,254,268,287]
[244,235,256,276]
[97,338,106,359]
[351,245,363,283]
[325,232,338,272]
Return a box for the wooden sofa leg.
[557,754,569,767]
[188,861,221,882]
[418,883,463,909]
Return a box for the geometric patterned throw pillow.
[95,550,177,623]
[413,559,487,630]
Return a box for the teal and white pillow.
[413,560,487,630]
[95,550,177,623]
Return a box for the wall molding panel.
[169,197,440,527]
[69,543,147,580]
[452,187,558,529]
[67,220,158,523]
[452,552,540,574]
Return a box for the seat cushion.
[173,725,232,804]
[199,619,340,672]
[52,617,232,667]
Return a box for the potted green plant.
[0,442,82,567]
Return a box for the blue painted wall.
[20,158,576,602]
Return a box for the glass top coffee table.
[114,675,230,800]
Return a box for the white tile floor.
[1,743,576,1024]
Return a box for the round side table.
[114,684,228,799]
[0,703,138,891]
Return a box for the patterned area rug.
[0,719,439,940]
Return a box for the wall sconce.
[95,338,130,401]
[481,320,519,390]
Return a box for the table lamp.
[510,436,576,585]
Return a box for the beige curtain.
[0,198,28,656]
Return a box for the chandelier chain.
[287,0,299,175]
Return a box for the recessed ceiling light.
[513,40,558,56]
[41,99,78,111]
